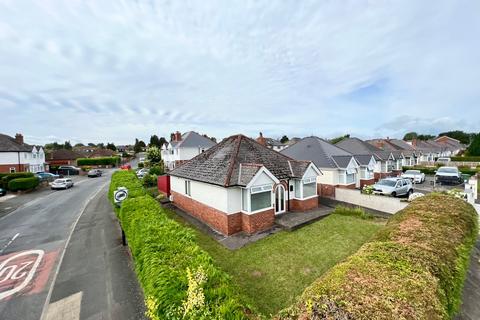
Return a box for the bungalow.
[46,149,82,167]
[256,132,288,152]
[169,134,321,236]
[335,137,393,180]
[281,137,359,197]
[161,131,216,170]
[435,136,465,155]
[0,133,46,173]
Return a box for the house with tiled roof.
[45,149,82,167]
[281,137,361,197]
[435,136,465,155]
[334,137,394,180]
[255,132,288,152]
[169,134,321,236]
[0,133,45,173]
[161,131,216,170]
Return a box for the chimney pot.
[175,131,182,141]
[256,132,267,146]
[15,133,24,145]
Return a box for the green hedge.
[403,165,480,176]
[1,172,35,190]
[109,171,251,319]
[8,177,40,191]
[77,157,119,166]
[279,194,478,320]
[451,156,480,162]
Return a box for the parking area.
[412,175,465,194]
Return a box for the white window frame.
[10,167,16,173]
[184,180,191,197]
[241,184,274,214]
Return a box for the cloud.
[0,0,479,144]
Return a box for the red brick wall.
[0,164,28,173]
[374,172,395,181]
[171,191,242,235]
[319,183,335,197]
[289,196,318,212]
[241,209,274,234]
[360,178,375,188]
[338,183,356,189]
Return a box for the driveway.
[0,169,144,320]
[412,175,465,194]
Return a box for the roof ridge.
[224,135,243,187]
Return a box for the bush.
[149,165,164,176]
[109,171,251,319]
[458,166,479,176]
[142,173,158,187]
[1,172,35,190]
[81,166,92,172]
[451,156,480,162]
[8,177,40,191]
[137,162,144,168]
[279,194,478,320]
[77,157,119,166]
[332,206,373,220]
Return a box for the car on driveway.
[51,178,74,190]
[136,168,149,179]
[401,170,425,183]
[57,165,81,176]
[35,172,59,182]
[0,187,6,196]
[87,169,103,177]
[436,157,451,165]
[435,166,462,185]
[372,177,413,197]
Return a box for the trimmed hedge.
[1,172,35,190]
[109,171,251,319]
[77,157,119,166]
[451,156,480,162]
[278,193,478,320]
[8,177,40,191]
[403,165,480,176]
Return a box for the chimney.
[170,133,175,142]
[256,132,266,146]
[174,131,182,142]
[386,136,390,141]
[412,138,417,148]
[15,133,24,145]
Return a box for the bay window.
[292,177,317,199]
[242,184,273,213]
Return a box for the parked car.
[435,166,462,185]
[401,170,425,183]
[57,165,81,176]
[50,178,74,190]
[372,177,413,197]
[436,157,451,165]
[0,187,6,196]
[120,164,131,170]
[35,172,59,182]
[87,169,103,177]
[136,168,149,179]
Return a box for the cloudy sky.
[0,1,479,145]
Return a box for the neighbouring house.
[351,154,377,188]
[335,137,394,180]
[255,132,288,152]
[73,145,98,156]
[87,148,117,158]
[45,149,82,167]
[169,134,321,236]
[281,137,360,197]
[383,138,419,166]
[0,133,46,173]
[161,131,216,170]
[435,136,465,155]
[366,139,407,174]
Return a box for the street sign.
[113,187,128,204]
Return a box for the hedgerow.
[278,193,478,320]
[109,170,252,319]
[77,156,119,166]
[8,177,40,191]
[451,156,480,162]
[1,172,35,190]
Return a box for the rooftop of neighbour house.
[169,134,316,187]
[166,131,217,149]
[281,136,358,169]
[46,149,83,161]
[335,137,385,159]
[0,133,33,152]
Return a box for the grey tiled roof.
[168,131,216,149]
[335,137,382,156]
[0,134,32,152]
[353,154,374,166]
[331,155,354,168]
[170,135,313,187]
[265,138,284,147]
[281,137,354,169]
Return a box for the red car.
[120,164,131,170]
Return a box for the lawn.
[165,210,385,316]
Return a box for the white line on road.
[39,181,110,320]
[0,232,20,254]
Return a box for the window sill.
[241,206,273,215]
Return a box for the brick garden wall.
[289,196,318,212]
[360,178,375,189]
[241,209,275,234]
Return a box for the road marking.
[0,195,16,203]
[39,181,110,320]
[0,233,19,254]
[45,291,82,320]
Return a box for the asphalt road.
[0,170,144,320]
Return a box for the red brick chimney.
[256,132,266,146]
[15,133,24,145]
[412,138,417,148]
[174,131,182,142]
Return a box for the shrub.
[142,173,158,187]
[77,157,119,166]
[451,156,480,162]
[81,166,92,172]
[332,206,373,220]
[8,177,40,191]
[109,171,251,319]
[138,162,144,168]
[1,172,35,189]
[149,165,164,176]
[279,193,478,320]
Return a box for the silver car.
[51,178,74,190]
[373,177,413,197]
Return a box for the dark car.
[435,166,463,185]
[35,172,59,182]
[57,165,80,176]
[87,169,103,177]
[0,187,6,196]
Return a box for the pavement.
[456,239,480,320]
[0,169,145,320]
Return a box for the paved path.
[456,239,480,320]
[0,170,144,320]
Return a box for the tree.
[280,135,289,144]
[106,142,117,151]
[87,143,96,147]
[149,135,165,148]
[134,138,147,153]
[403,132,418,140]
[74,143,85,147]
[64,141,72,150]
[467,134,480,156]
[330,134,350,145]
[417,134,435,141]
[97,143,105,149]
[146,146,162,164]
[438,130,472,145]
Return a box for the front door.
[275,185,286,214]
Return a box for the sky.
[0,0,479,145]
